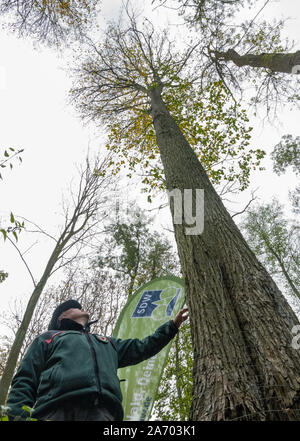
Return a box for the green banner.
[113,276,185,421]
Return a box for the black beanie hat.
[48,299,82,330]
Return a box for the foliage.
[0,0,99,46]
[0,405,10,421]
[0,147,23,180]
[162,0,299,115]
[289,186,299,216]
[271,134,300,216]
[106,79,265,194]
[271,135,300,176]
[70,18,265,197]
[93,206,181,296]
[174,0,255,24]
[0,148,25,244]
[0,404,37,421]
[153,322,193,421]
[0,213,25,243]
[241,198,300,299]
[0,270,8,283]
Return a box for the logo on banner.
[131,288,181,318]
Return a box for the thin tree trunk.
[0,247,62,406]
[149,88,300,420]
[265,243,300,299]
[213,49,300,74]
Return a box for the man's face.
[58,307,89,325]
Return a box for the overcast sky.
[0,0,299,336]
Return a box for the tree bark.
[213,49,300,74]
[149,87,300,420]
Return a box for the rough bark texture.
[149,87,300,420]
[214,49,300,74]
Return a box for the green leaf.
[22,405,34,414]
[1,229,7,241]
[0,415,9,421]
[13,231,18,242]
[10,212,15,223]
[4,150,9,157]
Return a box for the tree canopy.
[70,13,265,198]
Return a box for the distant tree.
[242,198,300,300]
[289,186,300,216]
[0,154,115,406]
[93,207,181,296]
[0,0,99,46]
[271,134,300,216]
[153,322,193,421]
[271,135,300,176]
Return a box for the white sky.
[0,0,299,336]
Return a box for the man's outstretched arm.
[113,308,189,368]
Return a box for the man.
[6,299,189,421]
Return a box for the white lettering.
[167,188,204,235]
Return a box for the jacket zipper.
[84,331,102,399]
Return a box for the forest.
[0,0,299,422]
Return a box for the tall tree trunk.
[213,49,300,74]
[149,88,300,420]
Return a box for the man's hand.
[173,307,189,329]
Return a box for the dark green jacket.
[6,320,178,421]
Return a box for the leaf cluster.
[0,147,23,180]
[271,134,300,176]
[105,80,265,195]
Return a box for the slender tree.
[153,322,193,420]
[242,198,300,299]
[93,207,180,296]
[271,134,300,217]
[69,9,300,420]
[0,155,114,405]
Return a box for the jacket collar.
[59,318,98,332]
